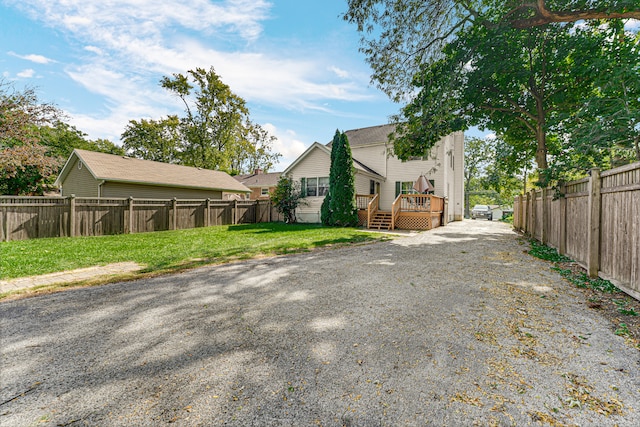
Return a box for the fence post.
[559,184,567,256]
[171,197,178,230]
[530,189,537,238]
[541,187,548,245]
[128,196,134,234]
[587,168,601,278]
[1,201,7,242]
[205,198,211,227]
[524,192,529,235]
[234,199,238,225]
[69,194,76,237]
[517,195,523,230]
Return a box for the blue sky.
[1,0,419,169]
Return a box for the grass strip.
[0,223,386,279]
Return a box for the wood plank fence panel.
[209,203,233,226]
[75,199,127,236]
[514,161,640,300]
[546,196,562,249]
[175,200,206,230]
[565,194,589,266]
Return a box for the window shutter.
[370,180,375,195]
[395,181,401,197]
[300,178,306,197]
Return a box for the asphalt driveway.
[1,220,639,426]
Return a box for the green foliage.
[123,67,281,174]
[321,130,341,225]
[122,116,182,163]
[528,239,619,294]
[528,240,572,263]
[1,81,123,195]
[0,223,385,280]
[344,1,640,101]
[0,143,62,195]
[345,1,640,183]
[271,175,305,223]
[326,130,358,226]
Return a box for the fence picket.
[513,162,640,301]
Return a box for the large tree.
[345,1,640,182]
[1,82,123,194]
[121,116,182,163]
[344,0,640,100]
[123,67,280,174]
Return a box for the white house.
[283,124,464,226]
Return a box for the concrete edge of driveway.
[0,262,144,295]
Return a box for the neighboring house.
[232,169,282,200]
[55,149,251,199]
[283,124,464,225]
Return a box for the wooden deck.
[356,194,445,231]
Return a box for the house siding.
[285,146,331,223]
[101,182,223,199]
[351,143,388,176]
[285,129,464,224]
[60,157,99,197]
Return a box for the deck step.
[368,211,393,230]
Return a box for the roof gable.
[55,149,250,193]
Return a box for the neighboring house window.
[370,180,375,195]
[261,187,269,196]
[301,177,329,197]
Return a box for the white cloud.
[9,0,381,145]
[262,123,308,170]
[17,69,36,78]
[329,66,350,79]
[8,51,55,64]
[84,46,104,55]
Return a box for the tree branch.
[510,0,640,28]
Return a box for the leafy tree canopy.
[1,81,123,195]
[122,67,281,175]
[327,130,358,226]
[344,0,640,100]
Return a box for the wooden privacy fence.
[513,162,640,301]
[0,196,283,242]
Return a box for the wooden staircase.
[368,211,393,230]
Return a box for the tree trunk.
[535,125,548,170]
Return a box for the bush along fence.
[0,196,283,242]
[513,161,640,301]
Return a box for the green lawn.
[0,223,386,279]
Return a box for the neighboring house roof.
[234,171,282,188]
[55,149,251,193]
[283,142,385,180]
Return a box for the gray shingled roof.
[57,149,250,193]
[328,123,397,148]
[234,171,282,188]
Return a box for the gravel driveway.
[1,220,639,426]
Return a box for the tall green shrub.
[321,130,341,225]
[328,131,358,226]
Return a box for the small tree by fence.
[0,197,283,242]
[513,162,640,301]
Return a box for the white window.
[261,187,269,196]
[302,177,329,197]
